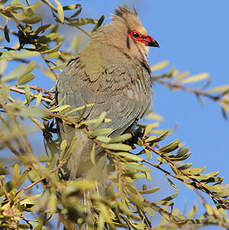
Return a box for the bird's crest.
[114,5,137,18]
[111,5,144,33]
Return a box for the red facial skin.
[128,30,159,47]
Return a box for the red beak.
[147,36,159,47]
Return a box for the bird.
[56,5,159,181]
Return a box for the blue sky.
[1,0,228,228]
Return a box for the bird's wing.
[56,58,152,137]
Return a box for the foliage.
[0,0,229,229]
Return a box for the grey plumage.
[56,5,158,180]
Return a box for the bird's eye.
[132,32,139,38]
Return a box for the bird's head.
[83,5,159,73]
[109,5,159,57]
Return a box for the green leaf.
[17,73,35,85]
[175,148,189,157]
[15,11,42,24]
[2,64,26,82]
[177,163,192,170]
[63,4,81,10]
[146,130,169,143]
[190,171,219,181]
[159,139,180,153]
[44,51,60,60]
[204,85,229,93]
[0,60,7,75]
[90,143,95,166]
[35,93,42,107]
[128,190,145,208]
[187,203,198,218]
[181,72,209,84]
[184,166,206,175]
[41,42,63,54]
[91,14,105,33]
[151,61,169,72]
[4,23,10,42]
[9,0,26,10]
[25,85,31,104]
[102,143,132,151]
[109,133,132,143]
[20,194,41,205]
[146,112,163,121]
[34,24,54,35]
[96,136,111,143]
[65,180,96,194]
[116,152,143,162]
[81,118,111,125]
[14,106,47,118]
[144,122,159,136]
[173,151,191,161]
[69,18,97,26]
[50,105,71,113]
[93,111,107,130]
[166,175,178,191]
[60,139,67,152]
[124,162,149,173]
[66,103,94,115]
[155,193,178,206]
[68,8,82,19]
[0,84,10,103]
[51,63,67,70]
[59,139,67,160]
[145,149,152,160]
[49,192,57,212]
[23,61,37,75]
[30,1,43,11]
[221,101,229,113]
[172,71,189,83]
[91,128,113,137]
[0,50,39,61]
[139,187,160,194]
[54,0,64,23]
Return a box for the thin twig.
[154,78,220,101]
[30,117,45,131]
[40,53,59,80]
[0,84,52,103]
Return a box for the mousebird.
[56,5,159,181]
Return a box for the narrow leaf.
[181,72,209,84]
[139,187,160,194]
[102,143,132,151]
[204,85,229,93]
[91,14,105,33]
[90,143,96,165]
[159,139,180,153]
[109,133,132,143]
[4,23,10,42]
[54,0,64,23]
[17,73,35,85]
[50,105,71,113]
[90,128,113,137]
[116,152,143,162]
[151,61,169,72]
[25,85,31,104]
[35,92,42,107]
